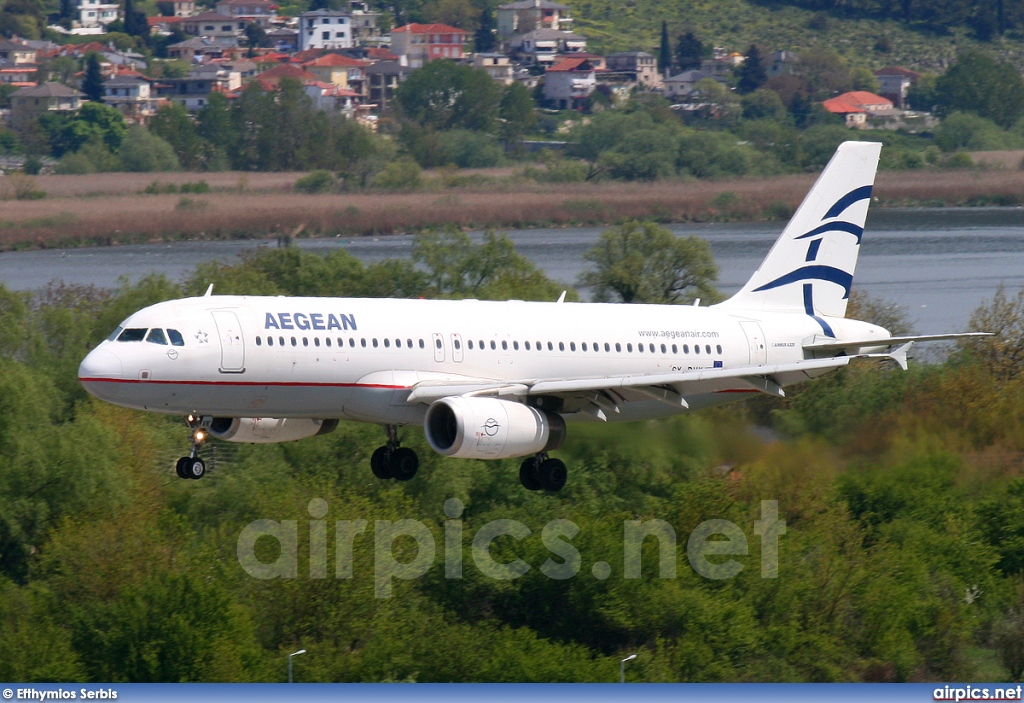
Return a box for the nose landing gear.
[519,453,567,492]
[175,415,207,480]
[370,425,419,482]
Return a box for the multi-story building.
[365,59,411,107]
[543,56,595,109]
[156,66,240,110]
[75,0,120,29]
[182,11,246,38]
[102,76,163,123]
[508,28,585,66]
[390,23,468,68]
[0,39,36,65]
[303,53,369,95]
[471,53,514,84]
[605,51,659,89]
[497,0,571,39]
[298,10,355,51]
[215,0,275,27]
[10,82,84,129]
[875,66,921,108]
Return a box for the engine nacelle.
[207,417,338,444]
[424,397,566,460]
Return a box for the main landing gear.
[370,424,419,482]
[519,453,568,492]
[175,415,207,480]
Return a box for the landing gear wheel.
[370,446,393,479]
[175,457,189,479]
[183,457,206,480]
[390,447,419,481]
[519,457,542,491]
[537,458,567,492]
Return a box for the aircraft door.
[740,321,767,366]
[212,310,245,373]
[431,332,445,363]
[451,333,464,363]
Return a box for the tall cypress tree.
[83,53,104,102]
[658,21,671,75]
[475,4,496,53]
[736,44,767,94]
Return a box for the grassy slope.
[573,0,1024,73]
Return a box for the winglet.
[204,284,214,297]
[888,342,912,371]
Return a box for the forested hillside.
[4,234,1024,682]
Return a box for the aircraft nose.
[79,348,122,380]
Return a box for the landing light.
[193,430,206,443]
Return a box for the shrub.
[371,159,422,190]
[440,130,504,169]
[22,156,42,175]
[143,181,178,195]
[179,180,210,194]
[294,170,335,194]
[119,126,180,173]
[935,112,1018,152]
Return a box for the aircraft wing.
[404,348,910,408]
[803,332,990,352]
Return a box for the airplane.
[78,142,988,491]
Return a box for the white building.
[298,9,354,51]
[76,0,120,30]
[543,56,595,110]
[508,28,584,66]
[497,0,571,39]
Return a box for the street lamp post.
[620,653,637,683]
[289,649,307,683]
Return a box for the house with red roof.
[302,53,369,94]
[390,23,468,68]
[823,90,893,128]
[543,56,596,110]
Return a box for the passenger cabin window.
[117,328,147,342]
[167,329,185,347]
[146,329,167,345]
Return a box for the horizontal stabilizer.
[803,332,991,352]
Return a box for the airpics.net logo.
[236,499,787,598]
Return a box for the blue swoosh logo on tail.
[796,221,864,243]
[822,185,872,220]
[752,265,853,298]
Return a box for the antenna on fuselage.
[204,284,214,297]
[556,290,567,303]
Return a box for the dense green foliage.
[3,233,1024,682]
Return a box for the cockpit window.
[146,329,168,345]
[117,328,147,342]
[167,329,185,347]
[107,326,123,341]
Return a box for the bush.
[179,180,210,194]
[294,170,335,194]
[22,156,42,175]
[523,158,588,183]
[677,132,752,178]
[143,181,178,195]
[371,159,422,190]
[119,126,180,173]
[6,174,45,200]
[935,111,1019,152]
[440,130,504,169]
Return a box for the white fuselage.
[78,295,883,425]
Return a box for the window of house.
[322,31,330,39]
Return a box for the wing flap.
[803,332,990,352]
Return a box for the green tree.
[122,0,148,37]
[658,20,671,75]
[474,2,496,52]
[149,102,209,169]
[421,0,480,29]
[82,53,104,102]
[675,30,704,71]
[741,88,786,121]
[499,81,536,144]
[795,47,851,100]
[736,44,767,95]
[577,221,719,304]
[935,51,1024,129]
[395,60,501,132]
[934,111,1018,152]
[118,125,180,172]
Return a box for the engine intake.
[424,397,566,460]
[207,417,338,444]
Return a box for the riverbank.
[0,168,1022,251]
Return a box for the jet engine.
[424,397,566,460]
[207,417,339,443]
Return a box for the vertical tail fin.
[715,141,882,331]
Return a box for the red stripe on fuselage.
[78,377,409,389]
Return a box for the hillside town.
[0,0,938,137]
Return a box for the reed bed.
[0,169,1021,251]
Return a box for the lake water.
[1,207,1022,333]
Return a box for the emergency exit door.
[212,310,245,373]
